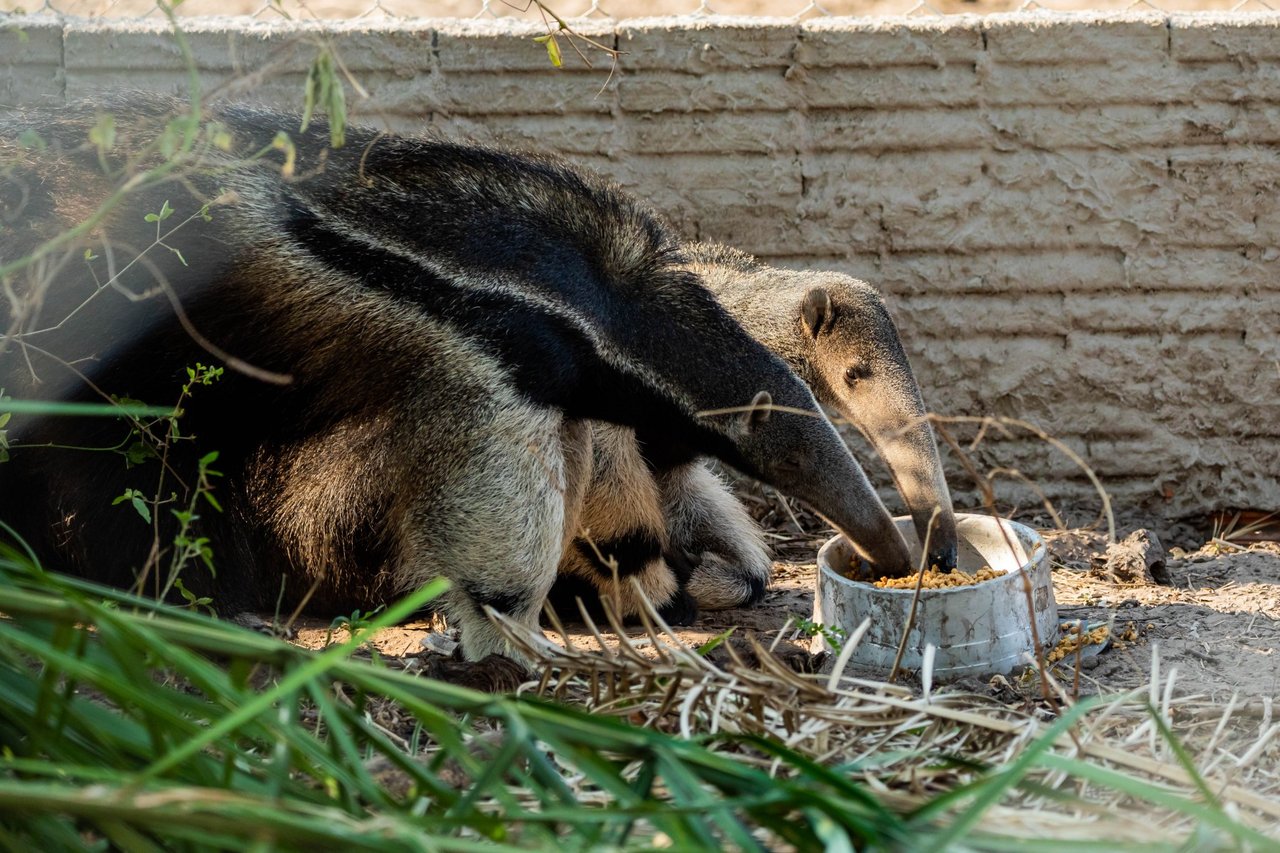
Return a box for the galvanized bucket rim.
[816,513,1047,597]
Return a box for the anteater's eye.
[844,366,863,387]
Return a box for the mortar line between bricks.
[794,26,810,205]
[59,20,67,104]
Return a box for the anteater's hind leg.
[659,460,773,611]
[397,409,588,666]
[551,423,697,625]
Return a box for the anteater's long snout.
[750,405,915,577]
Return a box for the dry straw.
[489,587,1280,845]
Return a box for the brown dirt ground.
[290,502,1280,706]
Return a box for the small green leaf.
[88,114,115,153]
[130,494,152,524]
[144,201,173,224]
[17,129,45,150]
[113,489,152,523]
[302,62,319,133]
[174,578,196,604]
[123,441,157,466]
[696,627,735,657]
[158,117,195,160]
[209,126,232,152]
[534,33,563,68]
[271,131,297,178]
[159,126,178,159]
[301,50,347,148]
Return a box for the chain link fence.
[2,0,1278,22]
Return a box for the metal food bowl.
[812,513,1058,680]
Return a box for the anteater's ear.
[801,287,832,338]
[745,390,772,431]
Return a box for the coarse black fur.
[1,95,914,660]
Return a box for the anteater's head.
[680,244,959,574]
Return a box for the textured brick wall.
[3,13,1279,521]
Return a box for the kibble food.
[1047,624,1110,664]
[856,565,1002,589]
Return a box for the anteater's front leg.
[658,460,773,611]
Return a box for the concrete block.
[617,68,801,113]
[978,58,1179,107]
[798,17,982,68]
[1176,58,1280,105]
[61,22,436,98]
[807,103,1261,155]
[338,72,447,115]
[698,207,815,257]
[436,19,615,73]
[628,110,802,154]
[188,23,436,74]
[617,19,797,72]
[1123,245,1280,291]
[1062,291,1276,335]
[978,102,1254,150]
[431,112,618,155]
[64,22,188,73]
[1170,13,1280,62]
[1164,147,1280,244]
[982,12,1169,64]
[1,20,64,106]
[314,26,437,73]
[803,63,977,109]
[607,151,802,196]
[0,17,62,66]
[65,69,227,101]
[435,70,615,115]
[802,148,1172,253]
[840,249,1131,296]
[808,106,992,153]
[1,65,63,106]
[892,291,1064,336]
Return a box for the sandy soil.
[290,509,1280,707]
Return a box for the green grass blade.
[1037,753,1274,849]
[138,577,450,780]
[910,697,1103,850]
[1,399,173,418]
